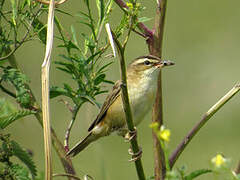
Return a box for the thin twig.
[64,105,81,152]
[41,0,55,179]
[111,29,146,180]
[169,84,240,168]
[0,6,43,61]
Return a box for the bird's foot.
[124,127,137,142]
[128,147,142,162]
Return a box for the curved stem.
[64,105,81,151]
[169,84,240,168]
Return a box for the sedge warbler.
[67,55,174,157]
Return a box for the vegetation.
[0,0,240,180]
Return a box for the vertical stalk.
[41,0,54,179]
[150,0,168,179]
[112,31,146,180]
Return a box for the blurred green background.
[3,0,240,179]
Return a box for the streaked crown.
[128,55,174,74]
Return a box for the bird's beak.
[155,60,175,68]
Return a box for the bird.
[67,55,174,157]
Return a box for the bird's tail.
[67,132,98,157]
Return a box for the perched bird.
[67,55,174,157]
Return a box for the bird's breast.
[128,76,157,125]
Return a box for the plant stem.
[112,30,146,180]
[235,160,240,174]
[113,0,153,37]
[5,49,76,177]
[169,84,240,168]
[2,7,76,180]
[150,0,168,179]
[41,0,55,179]
[64,105,81,151]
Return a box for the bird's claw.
[128,147,142,162]
[124,127,137,142]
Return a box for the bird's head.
[127,55,174,79]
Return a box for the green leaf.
[1,67,32,108]
[10,0,17,26]
[32,19,47,44]
[184,169,212,180]
[96,0,105,22]
[79,94,101,108]
[97,62,113,74]
[50,86,69,99]
[55,9,73,17]
[0,99,35,129]
[71,25,79,49]
[76,11,90,20]
[9,164,31,180]
[94,74,106,85]
[11,141,37,178]
[137,17,152,23]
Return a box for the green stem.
[64,104,81,151]
[112,31,146,180]
[169,84,240,168]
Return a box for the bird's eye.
[144,60,151,65]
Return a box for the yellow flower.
[211,154,226,167]
[126,2,133,10]
[158,126,171,142]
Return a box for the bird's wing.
[88,80,121,132]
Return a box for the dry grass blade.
[41,0,55,179]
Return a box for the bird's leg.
[124,127,137,142]
[123,127,143,162]
[128,146,142,162]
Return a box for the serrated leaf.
[0,99,35,129]
[184,169,212,180]
[10,164,31,180]
[1,66,32,108]
[11,141,37,178]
